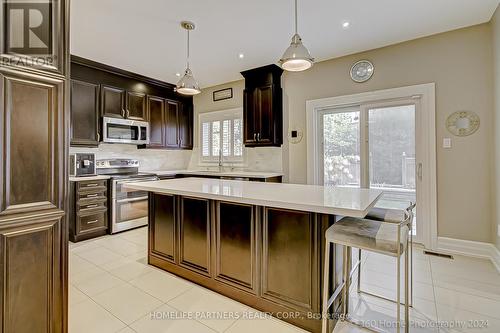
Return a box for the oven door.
[111,177,157,233]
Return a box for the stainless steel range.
[96,159,157,233]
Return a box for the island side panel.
[149,193,176,263]
[178,197,211,276]
[148,193,339,333]
[262,207,320,314]
[215,202,258,294]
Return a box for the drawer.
[79,210,107,233]
[77,180,107,193]
[77,192,107,202]
[78,201,106,213]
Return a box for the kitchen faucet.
[218,149,223,170]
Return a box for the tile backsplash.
[70,144,192,171]
[70,144,283,173]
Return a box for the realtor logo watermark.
[2,0,54,67]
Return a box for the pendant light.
[176,21,201,95]
[279,0,314,72]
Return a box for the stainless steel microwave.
[102,117,149,145]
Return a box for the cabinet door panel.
[126,91,146,120]
[216,202,256,293]
[256,85,273,144]
[0,71,63,215]
[147,96,165,148]
[101,85,125,118]
[243,89,257,144]
[71,80,99,146]
[0,212,65,333]
[262,208,318,312]
[150,194,176,263]
[178,103,193,149]
[179,197,210,275]
[165,100,179,148]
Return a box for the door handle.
[417,163,423,181]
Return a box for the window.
[199,108,243,162]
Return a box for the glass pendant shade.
[176,68,201,95]
[280,33,314,72]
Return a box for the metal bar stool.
[359,203,416,306]
[321,206,412,333]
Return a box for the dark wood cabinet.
[215,202,257,294]
[148,193,333,333]
[165,100,180,148]
[179,197,211,276]
[147,96,166,148]
[69,179,109,242]
[241,65,283,147]
[179,103,193,149]
[150,194,177,263]
[126,91,147,120]
[71,79,100,146]
[146,97,193,150]
[0,0,70,325]
[101,84,126,118]
[71,57,194,149]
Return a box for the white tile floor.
[69,227,500,333]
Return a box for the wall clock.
[446,111,480,137]
[350,60,374,83]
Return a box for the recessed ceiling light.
[342,21,351,29]
[238,53,244,59]
[175,73,181,77]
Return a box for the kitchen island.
[125,178,382,333]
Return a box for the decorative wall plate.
[446,111,480,137]
[350,60,374,83]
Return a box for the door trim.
[306,83,437,250]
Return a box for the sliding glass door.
[319,100,419,239]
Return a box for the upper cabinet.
[101,85,126,118]
[70,56,193,149]
[126,91,147,120]
[71,79,100,146]
[241,65,283,147]
[146,96,193,150]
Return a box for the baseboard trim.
[437,237,500,273]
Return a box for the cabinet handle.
[84,204,99,209]
[257,133,260,141]
[253,133,256,141]
[85,183,99,187]
[87,219,100,224]
[86,194,99,198]
[97,132,100,142]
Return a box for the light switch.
[443,138,452,149]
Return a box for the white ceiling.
[71,0,499,88]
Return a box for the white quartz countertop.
[69,175,111,182]
[124,178,383,217]
[145,169,283,179]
